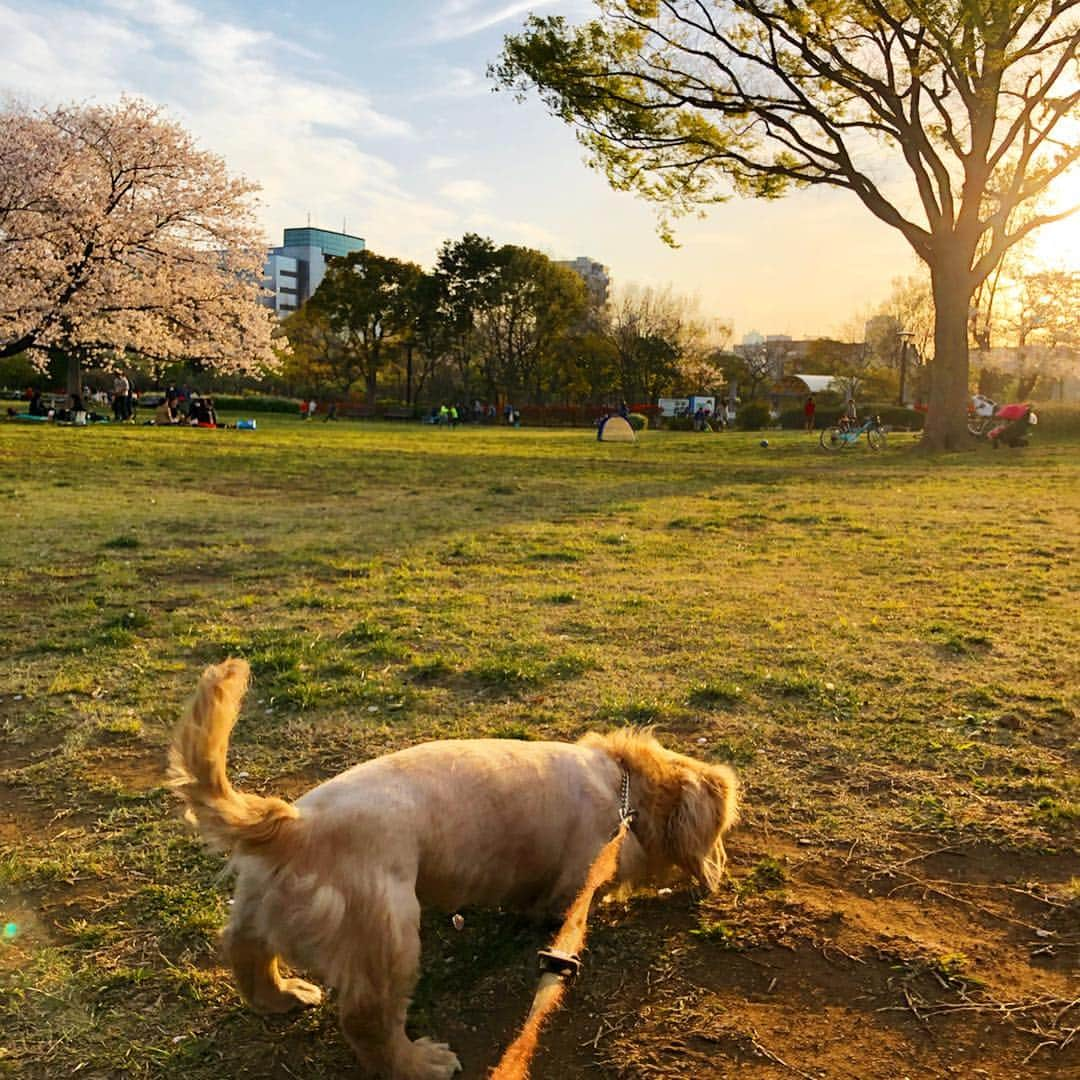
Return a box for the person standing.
[113,372,130,421]
[804,395,816,431]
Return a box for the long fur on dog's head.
[580,728,738,890]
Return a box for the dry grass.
[0,414,1077,1077]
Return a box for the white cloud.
[439,179,496,203]
[426,155,459,171]
[414,65,488,100]
[0,0,443,250]
[464,211,564,251]
[431,0,566,42]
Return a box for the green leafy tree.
[473,246,590,401]
[305,250,423,405]
[433,234,504,396]
[407,271,457,404]
[495,2,1080,449]
[279,305,358,397]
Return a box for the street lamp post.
[897,330,914,406]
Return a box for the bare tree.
[606,284,706,400]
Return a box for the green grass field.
[1,415,1077,1078]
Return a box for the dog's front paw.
[399,1036,461,1079]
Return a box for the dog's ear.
[666,765,738,891]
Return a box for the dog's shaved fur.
[168,659,738,1080]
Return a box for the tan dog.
[168,659,738,1079]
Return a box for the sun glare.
[1026,172,1080,271]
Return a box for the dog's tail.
[710,761,739,835]
[167,658,298,853]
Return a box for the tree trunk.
[921,263,973,451]
[65,353,82,399]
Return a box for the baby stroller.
[986,402,1038,448]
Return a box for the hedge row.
[210,394,301,413]
[1030,403,1080,437]
[780,404,926,431]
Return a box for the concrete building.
[262,226,366,316]
[556,256,611,305]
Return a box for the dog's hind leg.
[223,877,322,1014]
[337,879,460,1080]
[225,929,323,1013]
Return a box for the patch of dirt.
[87,746,167,793]
[410,834,1079,1079]
[0,781,94,838]
[0,723,68,771]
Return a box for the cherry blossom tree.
[0,98,277,394]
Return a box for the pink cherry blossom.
[0,98,279,383]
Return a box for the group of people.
[112,374,136,421]
[153,389,218,426]
[688,398,737,431]
[21,388,106,424]
[427,401,519,426]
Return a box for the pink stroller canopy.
[996,402,1029,421]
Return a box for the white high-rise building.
[262,227,366,316]
[556,256,611,305]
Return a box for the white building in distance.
[262,226,366,316]
[556,256,611,305]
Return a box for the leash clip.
[537,949,581,982]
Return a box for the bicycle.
[820,415,886,451]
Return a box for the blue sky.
[2,0,934,338]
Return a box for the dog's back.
[292,738,626,911]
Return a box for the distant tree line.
[277,234,730,409]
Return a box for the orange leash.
[489,818,631,1080]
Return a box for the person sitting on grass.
[840,397,858,431]
[155,396,179,425]
[28,389,46,417]
[188,395,217,426]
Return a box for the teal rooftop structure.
[282,227,366,260]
